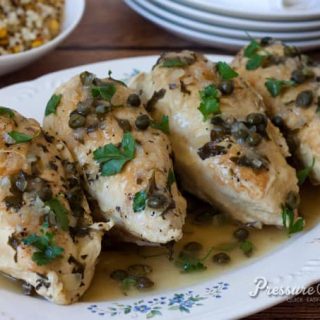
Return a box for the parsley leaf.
[244,40,269,70]
[151,115,170,134]
[0,106,14,118]
[22,228,64,266]
[45,198,69,231]
[167,169,176,191]
[216,62,238,80]
[93,132,136,176]
[198,84,220,121]
[265,78,295,97]
[161,57,189,68]
[92,83,116,101]
[45,94,62,116]
[239,240,253,256]
[297,157,315,185]
[133,190,147,212]
[7,131,33,144]
[282,206,304,236]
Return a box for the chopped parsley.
[45,198,69,231]
[161,57,189,68]
[45,94,62,116]
[7,131,33,144]
[133,190,147,213]
[265,78,295,97]
[244,39,269,70]
[151,115,170,134]
[22,227,64,266]
[93,132,136,176]
[92,83,116,101]
[167,169,176,191]
[297,157,315,185]
[0,106,14,118]
[239,240,253,256]
[282,206,304,236]
[198,84,220,121]
[216,62,238,80]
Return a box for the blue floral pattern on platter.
[87,282,229,319]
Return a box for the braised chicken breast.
[43,72,186,244]
[130,51,299,227]
[0,108,112,304]
[232,39,320,184]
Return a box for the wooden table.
[1,1,320,318]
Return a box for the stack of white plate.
[125,0,320,51]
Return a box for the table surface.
[1,0,320,318]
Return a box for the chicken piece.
[43,72,186,244]
[130,51,299,227]
[0,108,112,304]
[232,38,320,184]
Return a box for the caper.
[260,37,273,46]
[183,241,203,254]
[135,114,150,130]
[80,71,95,86]
[246,132,262,146]
[110,269,128,281]
[15,172,27,192]
[246,113,267,126]
[271,115,285,130]
[218,80,234,95]
[135,276,154,289]
[211,116,225,126]
[95,102,111,114]
[76,101,91,116]
[69,112,86,129]
[291,69,305,84]
[127,264,152,277]
[117,119,131,132]
[233,228,249,241]
[284,45,300,57]
[192,211,214,225]
[127,93,141,107]
[38,184,53,202]
[286,191,300,210]
[4,195,22,211]
[212,252,231,264]
[231,122,248,142]
[147,192,167,209]
[295,90,313,108]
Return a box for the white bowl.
[0,0,85,77]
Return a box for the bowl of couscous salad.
[0,0,85,76]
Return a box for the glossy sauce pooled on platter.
[0,185,319,301]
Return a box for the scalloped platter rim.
[0,55,320,320]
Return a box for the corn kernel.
[31,39,43,48]
[0,28,7,39]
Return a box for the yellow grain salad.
[0,0,64,55]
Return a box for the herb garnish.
[92,83,116,101]
[45,94,62,116]
[297,157,315,185]
[151,115,170,134]
[198,84,220,121]
[133,190,147,212]
[239,240,253,256]
[93,132,136,176]
[0,106,14,118]
[216,62,238,80]
[244,39,270,70]
[265,78,295,97]
[45,198,69,231]
[282,206,304,236]
[7,131,33,144]
[22,226,64,266]
[161,57,189,68]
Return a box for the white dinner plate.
[0,55,320,320]
[147,0,320,32]
[137,0,320,41]
[176,0,320,21]
[126,0,320,51]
